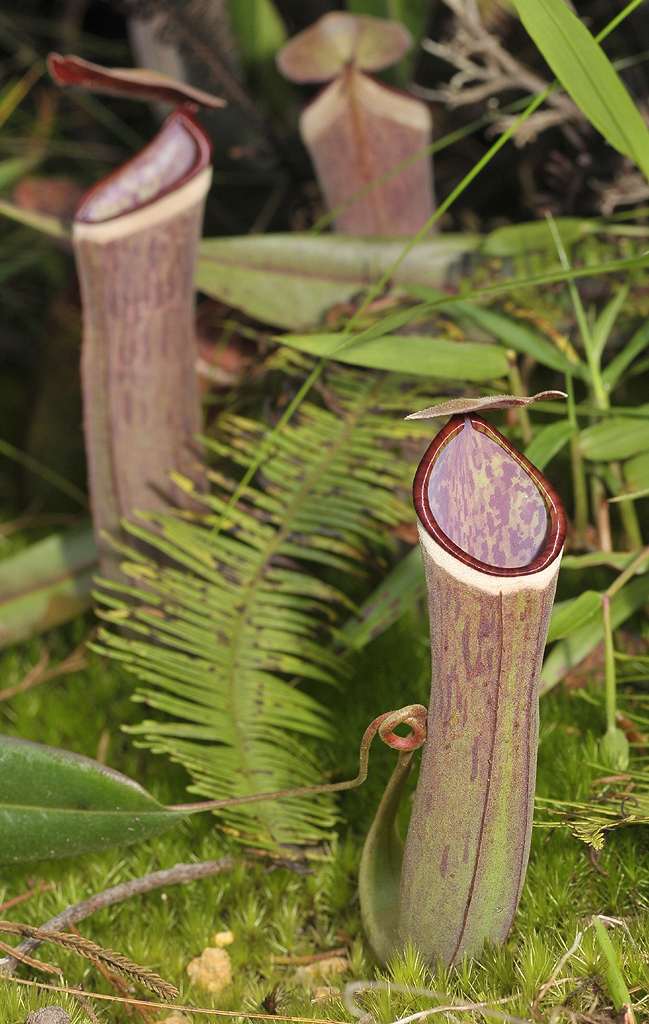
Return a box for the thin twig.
[533,932,583,1011]
[420,0,579,145]
[0,880,56,914]
[4,975,342,1020]
[344,982,525,1024]
[0,859,235,975]
[0,642,88,703]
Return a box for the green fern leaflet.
[93,360,437,850]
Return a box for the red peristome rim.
[74,105,212,225]
[413,414,567,578]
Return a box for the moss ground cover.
[1,612,648,1023]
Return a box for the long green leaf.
[512,0,649,179]
[0,525,97,648]
[602,319,649,389]
[541,573,649,694]
[591,284,630,364]
[406,283,583,377]
[0,735,187,865]
[452,302,583,377]
[524,419,576,472]
[340,546,426,652]
[0,197,71,239]
[196,234,481,330]
[481,218,591,256]
[278,333,508,380]
[546,590,602,643]
[592,917,633,1012]
[579,418,649,461]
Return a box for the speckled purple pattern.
[427,417,549,568]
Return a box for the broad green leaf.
[198,234,649,333]
[546,590,602,643]
[512,0,649,180]
[603,319,649,389]
[196,233,481,329]
[624,450,649,492]
[540,573,649,694]
[0,525,97,648]
[278,332,509,380]
[0,735,187,865]
[481,217,589,256]
[340,546,426,651]
[524,419,575,472]
[578,417,649,461]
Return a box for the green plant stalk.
[546,214,609,410]
[603,595,617,733]
[566,375,589,546]
[570,444,589,548]
[547,216,642,550]
[611,462,643,550]
[600,593,629,770]
[507,354,533,446]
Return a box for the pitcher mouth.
[74,107,212,225]
[413,414,566,578]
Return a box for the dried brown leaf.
[405,390,566,420]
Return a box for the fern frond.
[92,362,438,849]
[535,763,649,848]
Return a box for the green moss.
[1,617,649,1022]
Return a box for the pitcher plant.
[359,391,567,966]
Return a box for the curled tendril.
[374,705,428,751]
[170,704,428,813]
[620,794,639,818]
